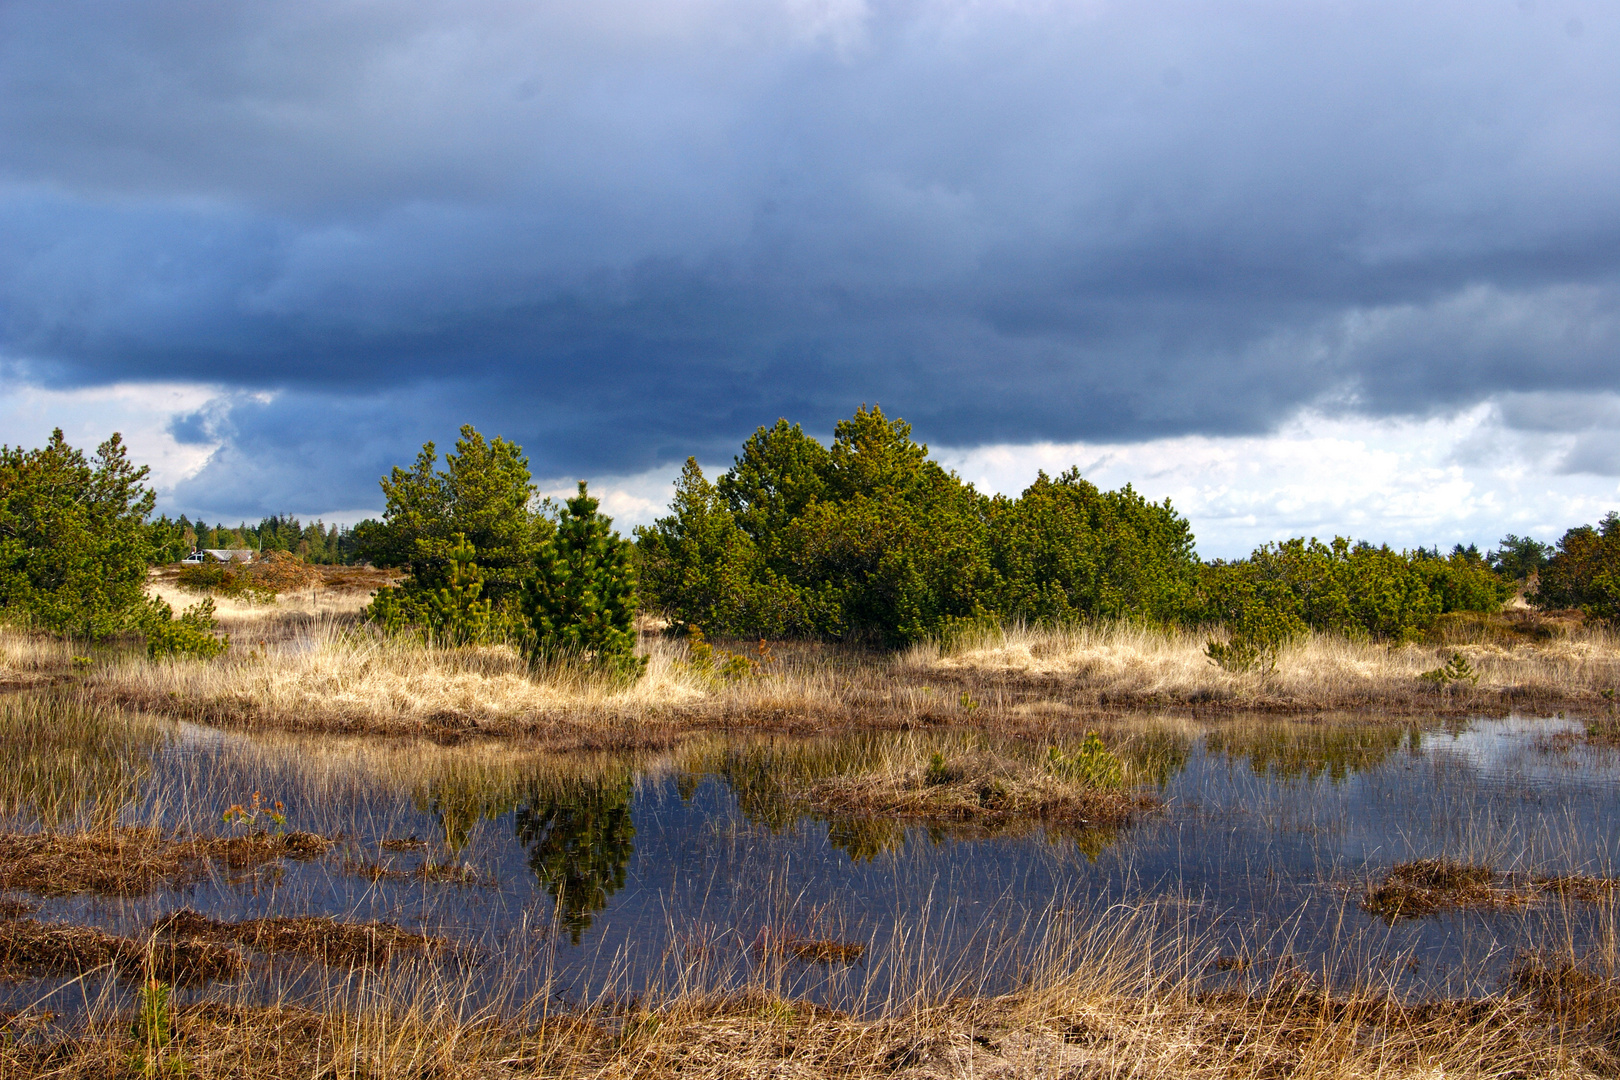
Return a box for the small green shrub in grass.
[145,597,228,660]
[1419,651,1479,687]
[1047,733,1124,788]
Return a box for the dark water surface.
[6,707,1620,1012]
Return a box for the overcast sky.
[2,0,1618,557]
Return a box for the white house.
[181,549,256,564]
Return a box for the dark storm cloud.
[2,0,1618,511]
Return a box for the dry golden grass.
[91,622,717,738]
[0,626,72,689]
[12,602,1620,745]
[912,619,1620,715]
[85,619,935,742]
[1,902,1614,1079]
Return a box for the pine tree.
[423,533,492,645]
[521,483,643,678]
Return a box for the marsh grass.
[0,915,244,986]
[915,619,1620,716]
[1363,859,1504,920]
[0,696,1618,1076]
[44,606,1620,749]
[805,746,1151,830]
[1362,860,1620,922]
[0,692,168,827]
[2,897,1614,1079]
[341,857,490,886]
[0,627,73,691]
[672,730,1165,849]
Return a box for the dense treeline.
[637,408,1201,644]
[148,514,364,564]
[1530,512,1620,623]
[1197,540,1509,668]
[638,407,1511,645]
[10,417,1620,659]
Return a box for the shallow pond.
[4,702,1620,1014]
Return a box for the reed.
[0,895,1611,1079]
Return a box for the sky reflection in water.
[5,711,1619,1007]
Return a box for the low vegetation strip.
[0,916,243,985]
[1362,859,1620,921]
[0,981,1611,1079]
[49,613,1620,747]
[806,749,1151,829]
[0,827,333,897]
[155,910,445,966]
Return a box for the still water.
[5,705,1619,1010]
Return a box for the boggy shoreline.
[2,935,1618,1079]
[8,609,1620,748]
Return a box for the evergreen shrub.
[521,483,643,678]
[145,598,229,660]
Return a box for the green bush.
[521,482,643,678]
[1196,537,1506,649]
[1419,652,1479,687]
[1532,514,1620,623]
[638,407,1197,645]
[145,597,229,660]
[635,458,801,638]
[0,429,156,639]
[357,425,552,607]
[420,533,493,645]
[988,468,1199,625]
[363,584,412,635]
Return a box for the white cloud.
[0,376,222,494]
[537,469,682,530]
[936,404,1620,558]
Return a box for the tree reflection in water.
[1204,721,1422,783]
[514,776,636,944]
